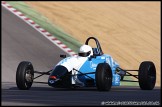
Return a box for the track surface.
[1,7,161,106]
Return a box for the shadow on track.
[3,82,161,92]
[2,82,161,106]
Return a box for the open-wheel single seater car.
[16,37,156,91]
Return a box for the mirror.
[60,54,66,58]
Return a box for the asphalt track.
[1,6,161,106]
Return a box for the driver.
[78,45,93,57]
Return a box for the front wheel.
[138,61,156,90]
[16,61,34,90]
[95,63,112,91]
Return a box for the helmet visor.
[78,51,91,57]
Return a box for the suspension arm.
[33,69,52,80]
[117,67,139,72]
[117,67,139,79]
[73,68,94,80]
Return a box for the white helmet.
[78,45,93,57]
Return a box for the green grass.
[6,1,138,86]
[120,76,138,86]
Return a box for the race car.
[16,37,156,91]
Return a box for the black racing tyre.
[138,61,156,90]
[95,63,112,91]
[16,61,34,90]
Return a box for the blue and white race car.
[16,37,156,91]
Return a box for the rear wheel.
[138,61,156,90]
[95,63,112,91]
[16,61,34,90]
